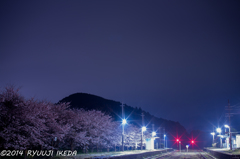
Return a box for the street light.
[142,126,146,131]
[216,128,222,148]
[122,119,127,125]
[211,132,215,144]
[121,103,126,151]
[152,131,156,137]
[186,145,189,152]
[216,128,221,133]
[164,135,166,148]
[152,132,156,149]
[165,135,167,148]
[224,125,229,128]
[225,125,232,150]
[141,126,146,150]
[122,119,127,151]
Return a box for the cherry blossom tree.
[124,124,142,150]
[0,86,29,149]
[59,108,88,151]
[108,122,122,151]
[59,109,118,152]
[79,110,116,152]
[0,86,154,152]
[0,87,71,150]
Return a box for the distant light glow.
[176,139,179,142]
[142,126,146,132]
[152,131,156,136]
[211,132,215,135]
[217,135,224,138]
[122,119,127,125]
[164,134,166,137]
[224,125,229,128]
[191,140,194,143]
[216,128,221,133]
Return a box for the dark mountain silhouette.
[58,93,190,149]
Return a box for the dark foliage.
[58,93,189,149]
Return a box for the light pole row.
[121,105,149,151]
[122,107,166,151]
[122,119,166,151]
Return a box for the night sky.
[1,0,240,132]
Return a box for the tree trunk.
[24,150,27,159]
[71,140,73,152]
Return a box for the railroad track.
[145,149,217,159]
[156,150,176,158]
[144,150,176,159]
[196,149,216,159]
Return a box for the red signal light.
[191,140,194,143]
[176,139,179,142]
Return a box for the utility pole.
[225,99,233,150]
[166,136,167,148]
[179,141,181,152]
[213,126,214,144]
[163,128,165,149]
[228,100,232,150]
[159,127,161,149]
[212,126,215,145]
[141,112,145,150]
[122,103,124,151]
[152,124,155,149]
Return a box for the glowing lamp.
[122,119,127,125]
[142,126,146,132]
[216,128,221,133]
[224,125,230,128]
[152,131,156,136]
